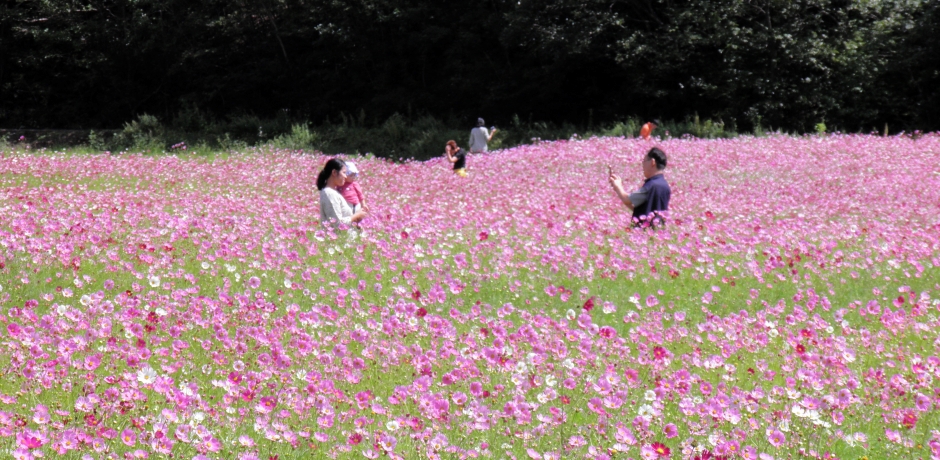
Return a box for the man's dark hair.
[646,147,667,170]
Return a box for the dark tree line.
[2,0,938,132]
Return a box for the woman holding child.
[317,159,367,230]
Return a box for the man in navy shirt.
[608,147,671,228]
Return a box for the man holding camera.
[609,147,671,228]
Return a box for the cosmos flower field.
[1,134,939,460]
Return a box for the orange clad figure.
[640,119,660,140]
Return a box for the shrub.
[113,114,166,152]
[270,124,319,151]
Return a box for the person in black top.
[609,147,671,228]
[445,140,468,177]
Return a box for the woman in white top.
[317,159,367,230]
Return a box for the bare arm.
[487,128,497,141]
[608,173,636,210]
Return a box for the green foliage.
[1,0,937,133]
[215,133,248,152]
[172,104,215,133]
[86,130,109,151]
[269,123,319,151]
[60,112,740,158]
[113,114,167,152]
[659,115,736,139]
[599,119,641,138]
[815,122,827,135]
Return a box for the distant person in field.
[337,161,366,213]
[444,140,468,177]
[639,119,660,140]
[609,147,671,228]
[317,159,367,230]
[469,118,497,153]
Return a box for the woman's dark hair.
[316,158,346,190]
[646,147,667,170]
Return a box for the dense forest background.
[2,0,939,136]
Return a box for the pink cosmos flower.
[885,428,902,443]
[121,428,137,447]
[247,276,261,289]
[768,430,785,447]
[663,423,678,438]
[16,430,44,449]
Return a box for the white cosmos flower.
[792,405,806,418]
[149,275,161,288]
[644,390,656,401]
[137,367,158,385]
[386,420,400,431]
[80,295,92,306]
[201,262,210,270]
[708,434,720,447]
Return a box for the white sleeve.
[629,189,649,207]
[331,191,352,225]
[320,189,352,226]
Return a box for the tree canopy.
[2,0,937,132]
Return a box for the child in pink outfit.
[337,161,366,213]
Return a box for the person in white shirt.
[469,118,497,153]
[317,158,367,231]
